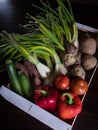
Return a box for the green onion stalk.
[31,0,79,48]
[24,20,67,75]
[16,33,68,76]
[13,32,67,75]
[1,31,67,78]
[15,13,68,75]
[0,0,78,77]
[24,17,67,75]
[56,0,79,48]
[53,51,67,75]
[1,31,51,78]
[28,43,67,75]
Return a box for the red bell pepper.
[57,92,82,120]
[34,85,59,111]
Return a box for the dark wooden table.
[0,0,98,130]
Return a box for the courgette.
[6,59,23,95]
[18,71,32,99]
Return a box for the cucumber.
[6,59,23,96]
[18,71,32,99]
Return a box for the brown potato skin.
[80,38,96,55]
[82,55,97,70]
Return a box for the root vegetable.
[71,64,86,79]
[23,58,41,86]
[15,61,29,78]
[64,53,76,67]
[80,37,96,55]
[82,55,97,70]
[75,52,82,64]
[66,42,78,56]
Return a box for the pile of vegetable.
[0,0,98,121]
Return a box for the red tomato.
[70,78,88,95]
[53,74,70,90]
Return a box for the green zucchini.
[18,71,32,99]
[6,59,23,96]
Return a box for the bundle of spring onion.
[0,0,79,78]
[26,0,78,47]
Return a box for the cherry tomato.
[70,78,88,95]
[53,74,70,90]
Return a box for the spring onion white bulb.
[53,51,67,75]
[35,61,50,78]
[55,62,67,75]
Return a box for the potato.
[80,37,96,55]
[82,55,97,70]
